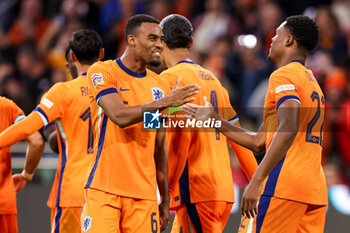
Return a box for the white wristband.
[21,170,34,181]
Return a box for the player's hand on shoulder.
[183,96,214,121]
[164,77,200,107]
[12,173,29,193]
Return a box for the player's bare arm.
[184,96,265,153]
[48,131,59,154]
[99,78,199,128]
[43,124,59,154]
[241,99,300,218]
[227,121,258,181]
[154,129,170,232]
[13,131,44,193]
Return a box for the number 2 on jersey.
[80,107,94,154]
[306,91,324,146]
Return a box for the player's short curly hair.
[125,14,159,41]
[284,15,319,52]
[64,45,71,61]
[70,29,103,65]
[160,14,193,49]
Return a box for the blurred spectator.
[276,0,331,16]
[335,58,350,185]
[232,0,259,35]
[147,0,173,21]
[103,19,120,60]
[0,57,15,85]
[99,0,145,32]
[173,0,194,18]
[1,73,34,114]
[322,66,346,165]
[192,0,240,56]
[306,51,334,85]
[257,2,283,55]
[51,68,67,84]
[45,30,73,71]
[315,6,348,66]
[202,35,231,82]
[0,0,18,32]
[7,0,51,47]
[225,34,274,113]
[331,0,350,34]
[38,0,87,56]
[17,44,51,109]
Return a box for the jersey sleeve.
[0,112,44,149]
[7,98,25,124]
[87,62,118,104]
[34,83,69,127]
[268,70,301,109]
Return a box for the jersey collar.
[116,58,147,78]
[290,60,305,66]
[176,60,197,65]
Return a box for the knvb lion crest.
[151,87,164,100]
[82,216,92,232]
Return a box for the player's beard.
[149,60,161,67]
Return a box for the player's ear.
[189,37,194,48]
[285,35,294,47]
[99,48,105,60]
[71,51,77,62]
[128,35,136,47]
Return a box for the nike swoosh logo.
[120,87,130,91]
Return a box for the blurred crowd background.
[1,0,350,187]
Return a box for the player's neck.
[120,49,147,73]
[166,48,191,68]
[76,63,91,77]
[278,54,306,68]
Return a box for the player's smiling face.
[268,21,288,62]
[134,22,164,67]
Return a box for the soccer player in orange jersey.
[158,14,258,233]
[44,45,79,154]
[0,29,105,233]
[80,14,199,233]
[184,15,327,233]
[0,96,44,233]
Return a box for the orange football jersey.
[160,61,255,205]
[263,60,327,205]
[85,58,170,200]
[0,96,25,214]
[33,74,94,208]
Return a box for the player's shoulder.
[49,81,70,93]
[89,60,116,73]
[269,63,297,83]
[0,96,13,105]
[0,96,17,110]
[147,69,170,89]
[159,67,181,83]
[273,62,305,76]
[0,96,23,118]
[68,75,88,86]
